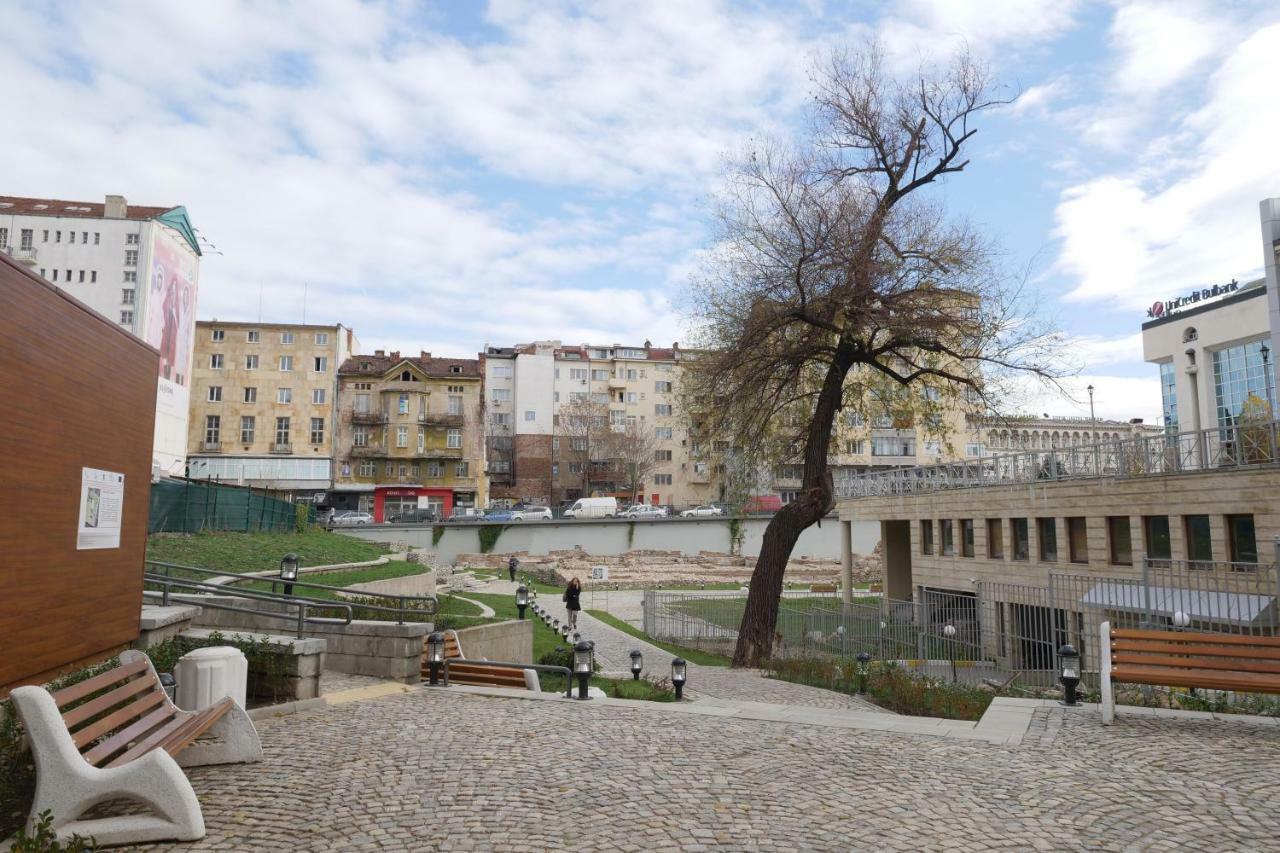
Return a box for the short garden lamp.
[553,617,561,632]
[516,584,529,620]
[629,649,643,681]
[279,552,300,596]
[426,632,445,686]
[671,657,688,700]
[1172,610,1191,630]
[560,623,571,641]
[1058,643,1081,706]
[855,651,872,694]
[573,640,594,700]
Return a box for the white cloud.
[1109,1,1228,95]
[878,0,1082,66]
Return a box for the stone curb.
[247,697,329,720]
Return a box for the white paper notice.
[77,467,125,550]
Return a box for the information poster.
[77,467,125,550]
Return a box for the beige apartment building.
[331,350,486,521]
[187,321,358,499]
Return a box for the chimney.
[420,350,431,359]
[1129,418,1144,424]
[390,350,400,361]
[104,195,127,219]
[374,349,385,357]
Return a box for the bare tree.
[555,395,613,498]
[682,45,1064,667]
[610,420,661,502]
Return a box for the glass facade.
[187,457,332,482]
[1159,361,1178,433]
[1211,339,1274,428]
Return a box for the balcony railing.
[418,412,464,427]
[349,444,386,458]
[836,420,1280,499]
[270,442,293,455]
[201,440,224,452]
[3,246,37,265]
[350,411,388,425]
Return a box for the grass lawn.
[586,609,731,667]
[229,562,427,596]
[464,592,565,660]
[147,529,391,574]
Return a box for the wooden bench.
[1099,621,1280,724]
[810,583,838,594]
[9,649,262,846]
[422,630,538,690]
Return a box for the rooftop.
[0,194,172,221]
[339,351,481,379]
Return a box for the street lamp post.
[1262,343,1275,417]
[279,552,299,597]
[1087,384,1095,427]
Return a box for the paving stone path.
[130,688,1280,852]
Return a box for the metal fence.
[836,420,1280,498]
[645,556,1280,689]
[149,477,311,533]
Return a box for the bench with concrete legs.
[423,629,539,690]
[9,649,262,847]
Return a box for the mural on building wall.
[145,227,197,387]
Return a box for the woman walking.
[563,577,582,631]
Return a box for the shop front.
[374,487,455,522]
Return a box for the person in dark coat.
[508,555,518,583]
[563,577,582,631]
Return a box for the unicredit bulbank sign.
[1147,279,1239,318]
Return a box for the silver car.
[621,505,668,519]
[679,505,723,518]
[330,511,373,526]
[513,505,553,521]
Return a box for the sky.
[4,0,1279,424]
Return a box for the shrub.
[8,810,94,851]
[762,657,994,721]
[477,525,507,554]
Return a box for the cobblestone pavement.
[319,670,391,695]
[129,688,1280,852]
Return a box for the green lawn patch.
[763,657,994,721]
[229,562,426,596]
[147,529,391,574]
[586,609,730,667]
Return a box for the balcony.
[417,446,464,459]
[350,410,388,426]
[688,464,711,484]
[201,440,225,453]
[350,444,387,458]
[270,442,293,455]
[3,246,37,265]
[418,412,464,427]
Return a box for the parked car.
[620,504,668,519]
[386,508,439,524]
[679,505,724,518]
[482,509,518,522]
[513,505,553,521]
[331,511,373,526]
[447,507,486,522]
[562,497,618,518]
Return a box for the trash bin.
[174,646,249,710]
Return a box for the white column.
[840,519,853,604]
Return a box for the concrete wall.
[346,571,436,597]
[340,516,880,563]
[181,595,429,683]
[452,619,533,665]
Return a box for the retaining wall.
[452,619,533,665]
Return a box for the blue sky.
[4,0,1279,423]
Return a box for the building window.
[204,415,220,445]
[119,311,133,325]
[124,249,137,266]
[243,387,257,403]
[50,269,57,282]
[1227,514,1257,565]
[447,428,462,449]
[845,440,865,454]
[313,356,328,372]
[240,416,255,444]
[960,519,975,557]
[121,288,134,304]
[69,231,75,244]
[871,436,915,456]
[397,426,409,447]
[81,232,87,243]
[1184,515,1213,566]
[455,461,469,478]
[94,232,100,244]
[359,460,375,477]
[1211,340,1274,429]
[491,412,511,427]
[1067,517,1089,564]
[447,395,462,415]
[78,270,84,282]
[55,231,61,243]
[245,354,259,370]
[207,385,222,402]
[126,233,139,245]
[1108,517,1132,566]
[247,330,260,342]
[0,227,6,249]
[1037,518,1057,562]
[312,388,326,405]
[209,354,223,369]
[655,404,672,416]
[277,387,292,404]
[492,388,512,402]
[940,520,954,556]
[525,410,536,421]
[124,271,137,283]
[591,369,609,381]
[280,331,294,344]
[986,519,1003,559]
[311,417,325,444]
[1143,516,1172,562]
[353,393,370,413]
[920,520,934,555]
[655,381,673,393]
[427,461,442,478]
[279,355,293,372]
[353,426,368,447]
[655,427,673,440]
[655,449,672,461]
[1011,518,1029,561]
[397,394,409,415]
[275,417,290,447]
[91,271,97,283]
[1159,361,1179,434]
[315,332,328,345]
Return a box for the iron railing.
[836,419,1280,498]
[143,575,354,639]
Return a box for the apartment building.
[186,322,359,499]
[331,350,486,521]
[484,340,717,508]
[0,194,202,473]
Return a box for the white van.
[562,497,618,519]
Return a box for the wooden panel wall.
[0,253,159,693]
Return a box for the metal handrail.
[441,658,574,698]
[142,575,353,638]
[145,560,438,622]
[836,419,1280,498]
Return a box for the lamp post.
[516,584,529,620]
[671,657,688,700]
[426,632,445,686]
[279,552,299,597]
[855,651,871,694]
[630,650,643,681]
[942,623,958,683]
[1058,643,1081,706]
[1262,343,1275,417]
[1087,384,1095,426]
[573,640,594,700]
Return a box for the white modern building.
[0,194,202,474]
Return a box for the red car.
[744,495,782,514]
